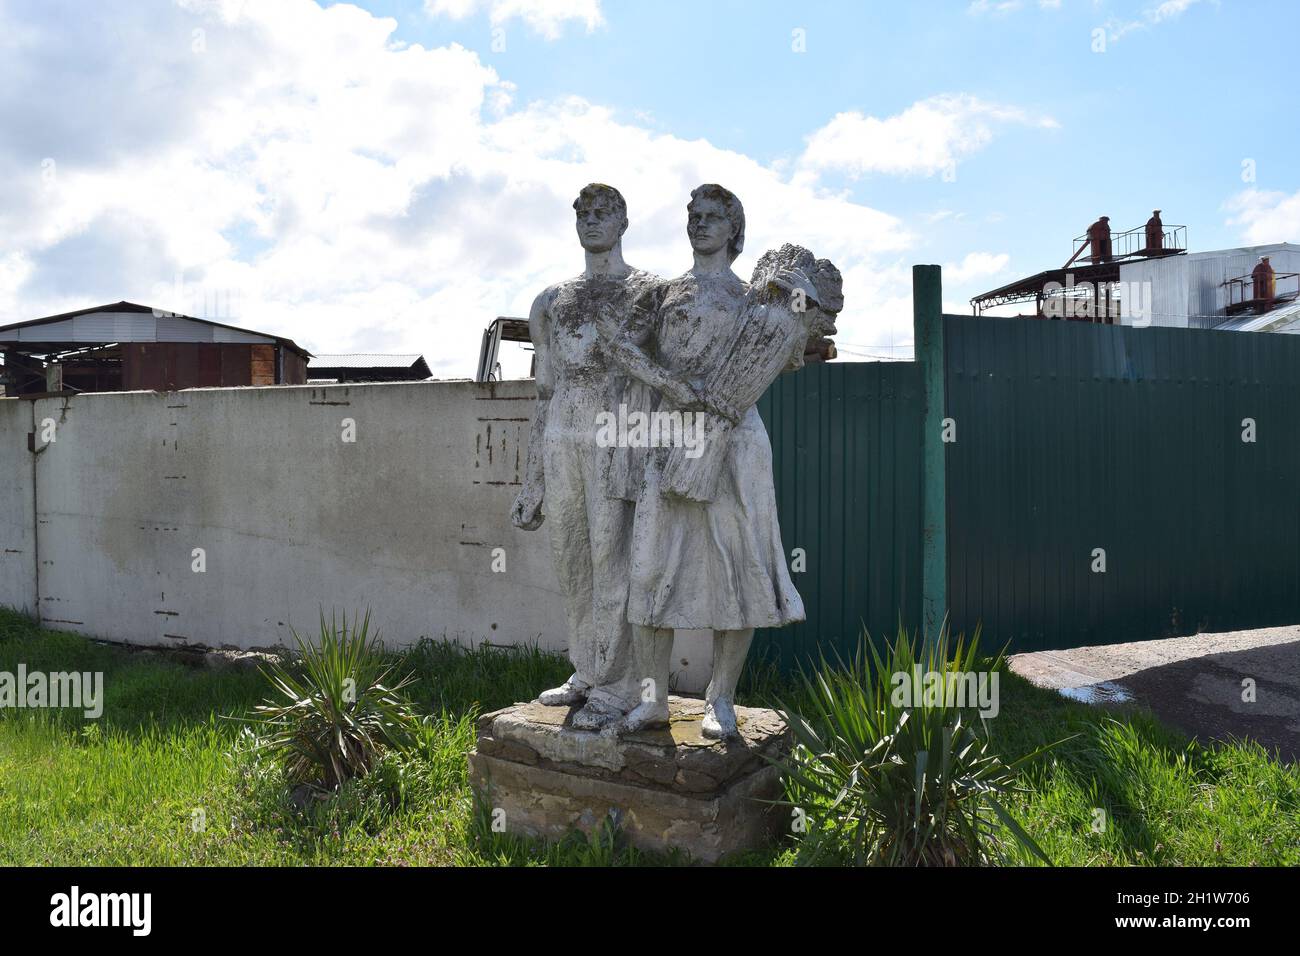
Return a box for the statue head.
[573,183,628,254]
[687,184,745,263]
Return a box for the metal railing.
[1068,223,1186,265]
[1222,271,1300,315]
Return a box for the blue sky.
[1,0,1295,372]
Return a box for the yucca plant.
[245,610,421,791]
[778,624,1056,866]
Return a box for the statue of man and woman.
[512,182,840,739]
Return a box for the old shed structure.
[308,353,432,384]
[0,301,310,395]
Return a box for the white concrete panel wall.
[0,399,37,613]
[19,381,712,690]
[29,379,561,652]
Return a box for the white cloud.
[1102,0,1211,43]
[425,0,603,39]
[0,0,931,375]
[969,0,1064,13]
[1224,189,1300,246]
[943,251,1010,284]
[1151,0,1201,22]
[795,94,1057,182]
[968,1,1024,15]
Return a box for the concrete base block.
[468,696,790,864]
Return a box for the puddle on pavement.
[1058,681,1134,705]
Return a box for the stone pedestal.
[468,695,790,863]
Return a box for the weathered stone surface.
[476,695,788,792]
[470,695,790,863]
[508,183,657,722]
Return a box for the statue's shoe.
[600,701,669,737]
[538,678,589,706]
[571,698,624,731]
[701,698,738,739]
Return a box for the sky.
[2,0,1298,376]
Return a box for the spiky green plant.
[246,611,421,790]
[778,625,1057,866]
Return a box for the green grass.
[1,607,1297,866]
[987,676,1300,865]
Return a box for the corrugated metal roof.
[309,354,425,368]
[1183,241,1300,261]
[0,301,311,357]
[2,311,278,346]
[1214,300,1300,332]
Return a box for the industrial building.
[1123,243,1300,331]
[971,214,1300,334]
[0,302,310,396]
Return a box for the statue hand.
[593,303,621,341]
[511,486,544,530]
[661,377,703,410]
[771,267,819,315]
[701,390,742,426]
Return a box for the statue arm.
[596,290,702,410]
[511,292,550,530]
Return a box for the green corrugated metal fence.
[945,315,1300,652]
[754,290,1300,665]
[754,361,924,669]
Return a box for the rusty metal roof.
[0,301,312,359]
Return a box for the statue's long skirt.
[627,405,805,632]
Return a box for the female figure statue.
[599,184,823,738]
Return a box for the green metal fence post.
[913,264,947,643]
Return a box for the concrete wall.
[16,381,712,689]
[0,399,37,612]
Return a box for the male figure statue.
[510,184,660,730]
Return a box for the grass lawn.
[1,607,1297,866]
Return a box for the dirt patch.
[1009,626,1300,762]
